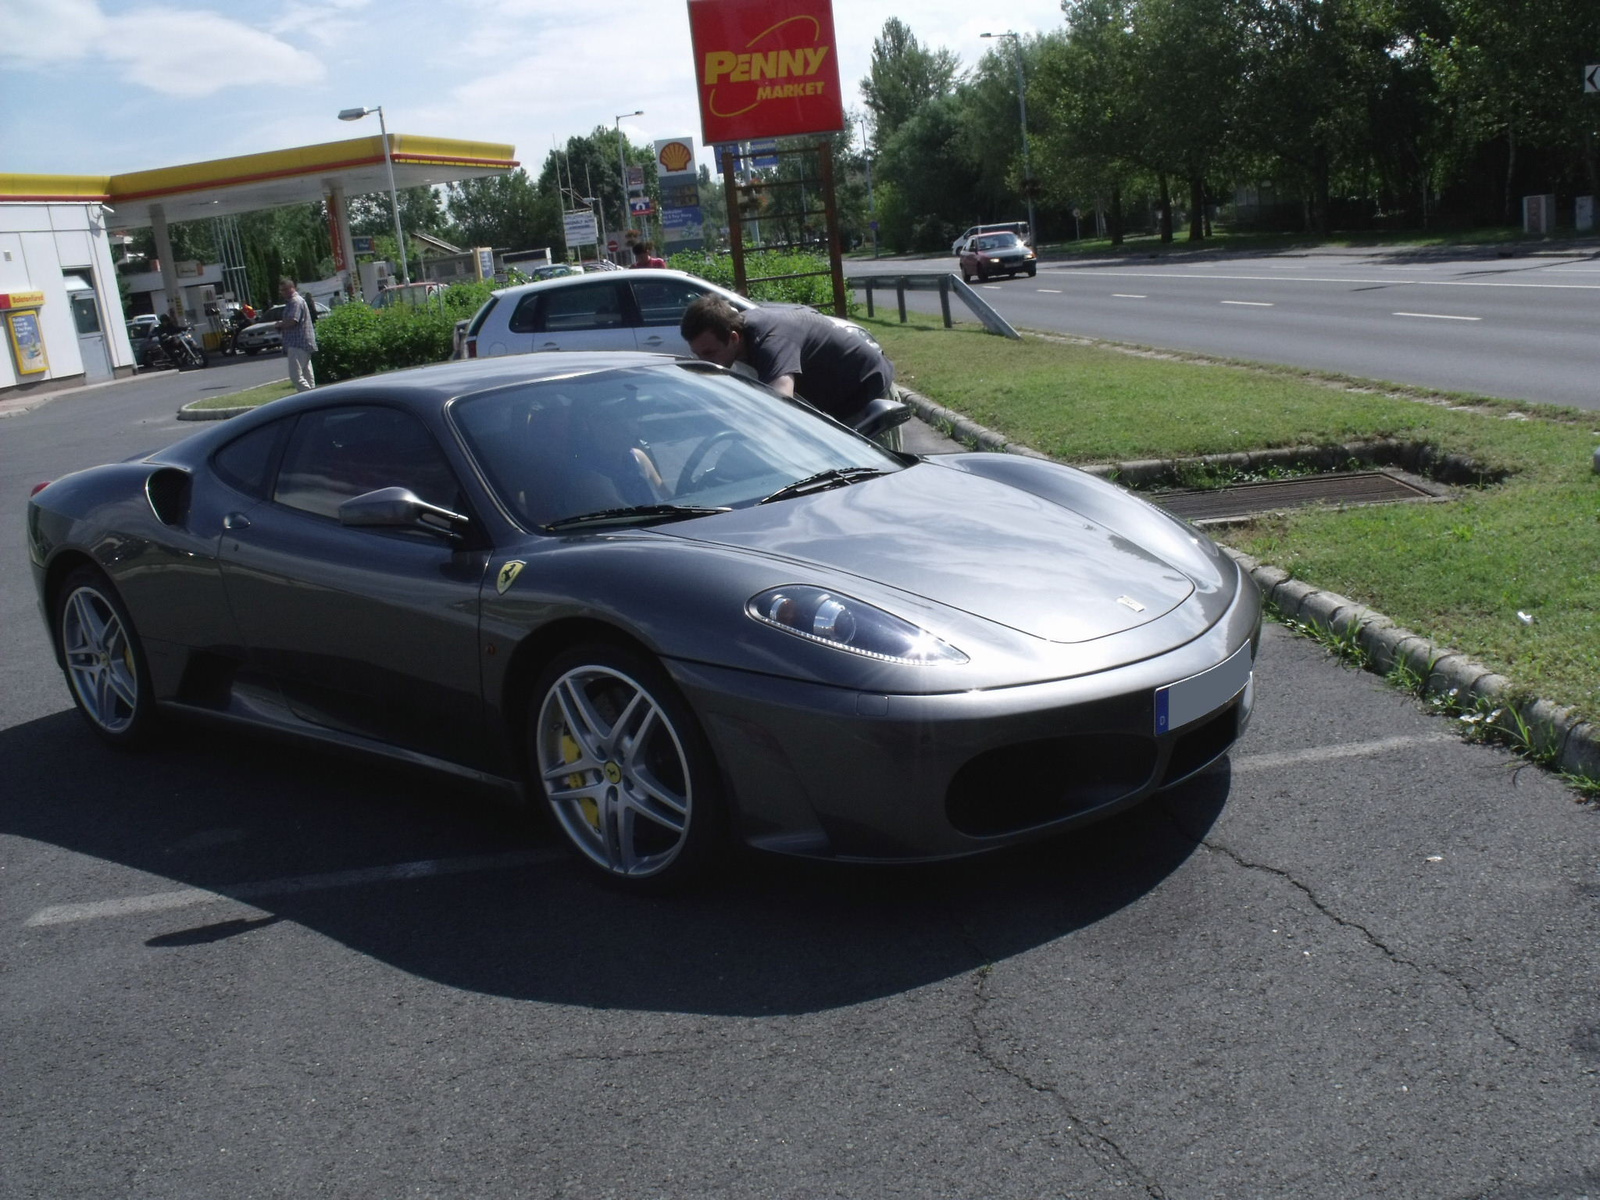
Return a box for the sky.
[0,0,1068,183]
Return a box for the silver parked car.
[28,352,1260,889]
[234,300,331,355]
[458,269,877,361]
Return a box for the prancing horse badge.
[496,560,526,595]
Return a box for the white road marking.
[1392,312,1482,321]
[1037,288,1063,293]
[24,849,560,927]
[1112,293,1147,299]
[982,285,1002,290]
[1231,734,1453,774]
[1221,300,1274,307]
[1083,269,1600,291]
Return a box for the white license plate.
[1155,642,1253,734]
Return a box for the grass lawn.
[185,380,296,410]
[870,318,1600,723]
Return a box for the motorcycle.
[141,320,209,371]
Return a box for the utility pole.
[981,31,1037,246]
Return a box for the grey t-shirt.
[740,307,893,421]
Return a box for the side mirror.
[850,395,913,439]
[338,486,469,539]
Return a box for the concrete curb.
[177,404,253,421]
[897,387,1600,784]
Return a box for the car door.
[500,280,636,354]
[216,403,492,767]
[627,276,714,356]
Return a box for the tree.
[861,18,962,152]
[877,96,985,250]
[1036,0,1151,242]
[445,169,562,254]
[1425,0,1600,220]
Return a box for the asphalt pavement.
[848,245,1600,411]
[3,362,1597,1198]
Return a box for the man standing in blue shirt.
[275,277,318,391]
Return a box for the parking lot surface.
[3,379,1596,1198]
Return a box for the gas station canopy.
[0,133,519,225]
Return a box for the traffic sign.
[1586,64,1600,93]
[562,209,599,246]
[607,239,619,252]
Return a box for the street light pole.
[981,32,1036,246]
[338,104,411,285]
[615,109,643,257]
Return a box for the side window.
[538,283,624,332]
[507,293,541,334]
[630,279,709,328]
[273,406,461,521]
[212,418,290,499]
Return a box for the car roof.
[489,268,751,308]
[275,350,697,406]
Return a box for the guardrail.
[847,272,1020,339]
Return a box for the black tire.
[528,643,724,890]
[243,347,260,356]
[961,269,972,283]
[54,566,159,748]
[1026,265,1037,277]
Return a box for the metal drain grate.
[1152,471,1440,522]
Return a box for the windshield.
[451,363,905,530]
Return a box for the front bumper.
[670,568,1260,862]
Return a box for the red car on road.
[960,233,1037,282]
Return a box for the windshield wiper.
[759,467,891,505]
[544,504,731,531]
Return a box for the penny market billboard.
[687,0,845,144]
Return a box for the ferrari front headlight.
[748,586,968,664]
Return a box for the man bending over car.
[680,295,896,427]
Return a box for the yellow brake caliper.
[563,732,600,830]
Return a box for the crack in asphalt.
[1190,832,1524,1052]
[961,955,1170,1199]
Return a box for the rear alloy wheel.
[529,644,722,888]
[55,566,158,747]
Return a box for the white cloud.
[0,1,322,97]
[102,7,325,97]
[0,0,109,61]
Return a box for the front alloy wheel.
[56,567,157,746]
[530,646,721,887]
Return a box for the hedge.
[311,279,499,384]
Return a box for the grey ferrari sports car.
[28,352,1261,887]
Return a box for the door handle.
[641,335,664,346]
[540,342,560,350]
[223,512,252,530]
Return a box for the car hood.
[659,462,1196,643]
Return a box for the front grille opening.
[946,733,1156,837]
[1160,703,1240,787]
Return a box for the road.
[3,370,1598,1198]
[847,248,1600,410]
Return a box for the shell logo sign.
[656,140,695,175]
[687,0,845,144]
